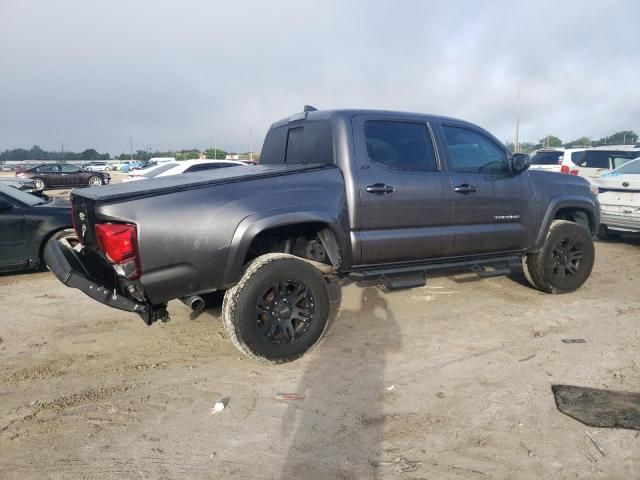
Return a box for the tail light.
[560,165,570,174]
[569,169,579,176]
[95,223,141,279]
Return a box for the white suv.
[569,146,640,179]
[529,147,587,173]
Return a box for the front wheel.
[524,220,595,294]
[222,254,330,363]
[88,176,103,187]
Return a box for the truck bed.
[73,163,332,203]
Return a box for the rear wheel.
[33,178,46,191]
[597,224,621,240]
[88,176,103,187]
[222,253,330,363]
[525,220,595,293]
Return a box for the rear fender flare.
[221,209,348,287]
[532,195,599,251]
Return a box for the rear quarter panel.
[95,168,348,303]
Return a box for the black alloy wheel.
[255,279,315,344]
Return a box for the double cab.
[45,107,599,363]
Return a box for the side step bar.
[349,255,521,290]
[380,272,426,291]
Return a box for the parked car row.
[124,159,245,181]
[529,145,640,179]
[0,159,248,274]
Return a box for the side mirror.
[512,153,531,174]
[0,198,14,211]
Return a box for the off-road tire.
[525,220,595,294]
[222,253,330,364]
[597,224,621,240]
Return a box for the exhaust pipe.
[180,295,206,312]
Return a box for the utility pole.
[130,136,133,162]
[61,143,65,163]
[214,138,217,160]
[249,129,253,162]
[514,89,521,153]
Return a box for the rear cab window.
[261,121,333,165]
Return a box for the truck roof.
[269,108,480,130]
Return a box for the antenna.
[514,90,521,153]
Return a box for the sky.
[0,0,638,155]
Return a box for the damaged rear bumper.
[43,236,167,324]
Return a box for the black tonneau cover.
[73,163,331,203]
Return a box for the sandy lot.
[0,173,639,478]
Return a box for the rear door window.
[363,120,438,171]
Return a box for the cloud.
[0,0,638,154]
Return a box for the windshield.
[142,163,179,178]
[0,183,46,206]
[612,158,640,175]
[530,151,563,165]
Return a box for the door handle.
[366,183,395,195]
[454,184,477,194]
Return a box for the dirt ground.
[1,177,639,479]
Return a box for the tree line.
[507,130,638,154]
[0,145,256,162]
[0,145,110,162]
[2,129,637,162]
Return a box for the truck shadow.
[279,283,402,479]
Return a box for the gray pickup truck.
[45,107,599,363]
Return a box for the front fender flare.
[532,195,599,251]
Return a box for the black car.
[16,164,110,191]
[0,183,75,273]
